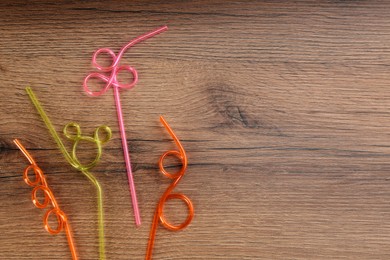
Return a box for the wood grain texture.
[1,0,390,259]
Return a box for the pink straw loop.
[92,48,118,72]
[83,25,168,97]
[83,72,112,96]
[114,65,139,89]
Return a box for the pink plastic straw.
[83,25,168,226]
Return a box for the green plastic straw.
[26,87,110,260]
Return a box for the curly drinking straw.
[26,87,111,260]
[83,25,168,226]
[14,139,78,260]
[145,116,194,260]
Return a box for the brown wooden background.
[1,0,390,259]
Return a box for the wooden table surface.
[1,1,390,259]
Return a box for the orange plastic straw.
[13,139,78,260]
[145,116,194,260]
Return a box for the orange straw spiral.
[14,139,78,260]
[145,116,194,260]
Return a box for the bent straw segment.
[145,116,194,260]
[26,87,109,260]
[14,139,78,260]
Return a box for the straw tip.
[13,139,21,147]
[25,86,34,95]
[159,115,168,124]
